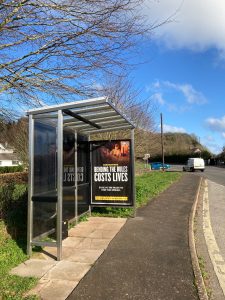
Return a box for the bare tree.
[98,74,156,129]
[8,118,28,164]
[90,74,159,157]
[0,118,28,163]
[0,0,155,117]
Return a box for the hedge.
[0,183,28,239]
[150,154,201,164]
[0,165,24,174]
[0,172,28,186]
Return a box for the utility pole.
[160,113,165,172]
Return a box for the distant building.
[0,142,13,154]
[0,143,20,166]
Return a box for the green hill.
[135,130,212,163]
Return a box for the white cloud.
[178,84,207,105]
[151,93,165,105]
[152,80,161,89]
[149,80,207,111]
[205,116,225,132]
[167,103,178,112]
[206,143,222,154]
[202,135,220,154]
[204,135,215,142]
[163,124,186,133]
[164,81,207,105]
[205,116,225,141]
[145,0,225,53]
[145,80,161,93]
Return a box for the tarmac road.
[170,164,225,186]
[200,166,225,187]
[193,166,225,299]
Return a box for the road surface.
[188,166,225,299]
[200,166,225,186]
[170,165,225,298]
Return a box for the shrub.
[0,165,24,174]
[0,171,28,185]
[0,183,28,239]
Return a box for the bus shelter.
[27,97,135,260]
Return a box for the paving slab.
[88,229,119,239]
[27,279,79,300]
[11,216,126,300]
[62,237,85,247]
[98,222,125,231]
[10,259,57,278]
[42,261,91,281]
[88,216,126,223]
[69,227,95,237]
[64,249,104,264]
[43,247,104,263]
[38,279,79,300]
[89,238,111,250]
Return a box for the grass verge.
[0,221,38,300]
[92,171,182,217]
[0,184,38,299]
[198,255,212,298]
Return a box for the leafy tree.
[218,146,225,161]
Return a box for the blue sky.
[130,0,225,154]
[7,0,224,155]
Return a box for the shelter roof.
[27,97,135,134]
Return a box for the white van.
[183,158,205,172]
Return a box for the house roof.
[0,144,5,150]
[0,143,14,151]
[0,153,19,161]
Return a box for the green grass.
[92,171,182,217]
[135,160,151,175]
[198,256,208,280]
[0,184,38,299]
[136,171,181,207]
[0,221,38,300]
[198,256,212,298]
[0,184,27,199]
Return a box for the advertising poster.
[91,140,133,206]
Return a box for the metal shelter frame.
[27,96,136,260]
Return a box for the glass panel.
[77,134,90,215]
[32,119,57,242]
[33,202,57,241]
[63,130,75,221]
